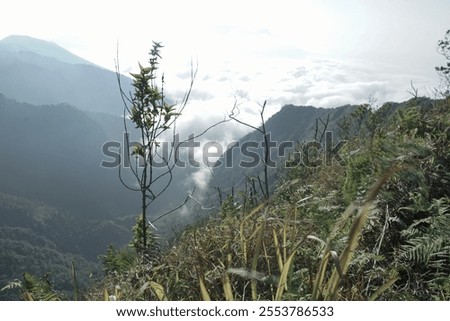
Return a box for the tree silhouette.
[116,42,193,256]
[436,29,450,96]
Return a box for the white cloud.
[267,57,441,108]
[189,167,211,191]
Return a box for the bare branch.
[151,187,196,224]
[407,80,419,99]
[188,194,218,211]
[229,100,262,133]
[228,99,270,199]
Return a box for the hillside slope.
[90,97,450,301]
[0,192,133,300]
[0,35,131,114]
[0,94,140,219]
[210,104,357,198]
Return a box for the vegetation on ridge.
[84,95,450,301]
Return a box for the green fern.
[400,197,450,264]
[21,272,61,301]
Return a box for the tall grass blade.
[273,228,284,273]
[275,250,296,300]
[275,235,308,300]
[149,281,167,301]
[369,277,399,301]
[222,274,234,301]
[71,260,79,301]
[251,219,266,300]
[197,270,211,301]
[326,171,393,299]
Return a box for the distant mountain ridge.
[0,93,139,219]
[210,104,357,195]
[0,35,94,66]
[0,35,131,114]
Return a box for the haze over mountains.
[0,35,129,114]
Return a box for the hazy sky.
[1,0,450,127]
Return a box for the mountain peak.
[0,35,93,66]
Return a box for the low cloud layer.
[169,54,441,132]
[160,52,443,203]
